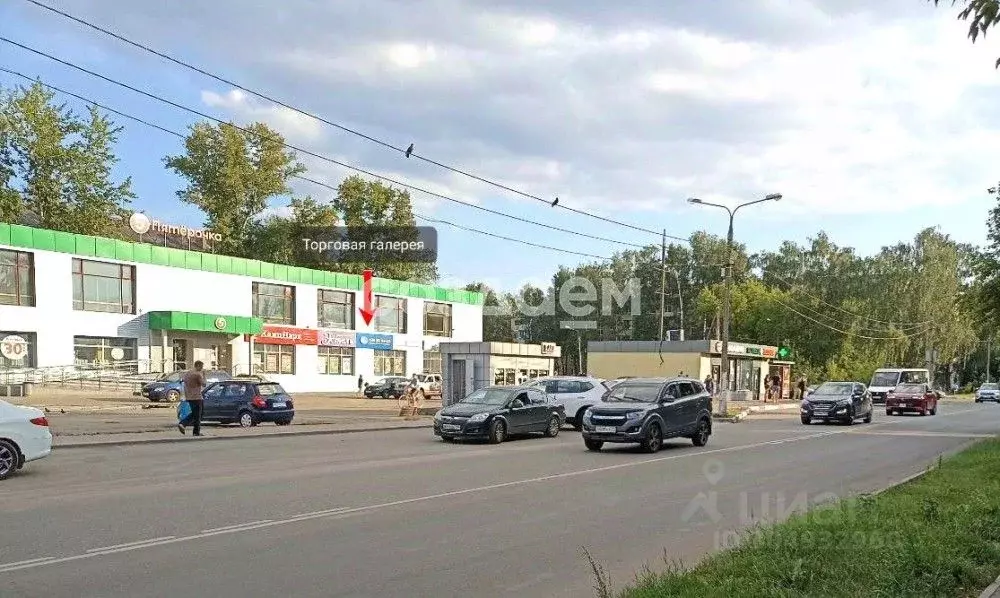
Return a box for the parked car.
[415,373,443,396]
[975,383,999,403]
[364,377,409,399]
[580,377,712,453]
[527,376,611,429]
[886,383,939,416]
[800,381,873,425]
[0,399,52,480]
[433,385,565,443]
[234,373,271,383]
[200,380,294,427]
[140,369,232,402]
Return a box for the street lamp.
[688,193,782,415]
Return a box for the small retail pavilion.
[439,342,562,405]
[587,340,785,401]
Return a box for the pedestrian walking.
[357,374,364,397]
[704,376,715,396]
[177,360,207,436]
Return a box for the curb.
[53,422,433,449]
[981,575,1000,598]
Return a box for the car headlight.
[469,412,490,423]
[625,411,644,420]
[837,399,851,406]
[433,410,443,421]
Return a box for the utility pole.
[658,229,667,344]
[674,269,685,341]
[987,337,992,384]
[577,331,583,374]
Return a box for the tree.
[466,282,516,342]
[933,0,1000,66]
[331,175,437,282]
[0,82,134,235]
[164,121,304,257]
[249,196,339,267]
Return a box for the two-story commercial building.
[0,223,484,392]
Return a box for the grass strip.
[614,438,1000,598]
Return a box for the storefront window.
[374,295,406,333]
[422,346,441,374]
[72,259,135,314]
[423,302,452,336]
[318,289,354,329]
[73,336,137,368]
[0,249,35,306]
[374,349,406,376]
[254,344,295,374]
[0,331,37,369]
[252,282,295,325]
[318,346,354,375]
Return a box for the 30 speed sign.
[0,335,28,361]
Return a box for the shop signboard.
[356,333,393,350]
[712,341,777,359]
[319,330,355,347]
[0,335,28,361]
[540,342,556,355]
[254,326,319,345]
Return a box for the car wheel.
[544,415,561,437]
[573,407,589,431]
[584,438,603,451]
[0,439,19,481]
[238,411,255,428]
[166,390,180,403]
[441,436,455,442]
[863,410,872,423]
[801,417,811,425]
[488,420,506,444]
[886,409,893,416]
[275,419,292,426]
[844,410,855,425]
[643,422,663,453]
[691,419,710,447]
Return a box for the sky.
[2,0,999,293]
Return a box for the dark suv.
[580,377,712,452]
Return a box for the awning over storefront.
[147,311,263,335]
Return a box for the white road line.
[0,409,991,576]
[201,521,273,534]
[85,536,176,553]
[0,557,54,568]
[846,431,996,439]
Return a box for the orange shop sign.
[249,326,319,345]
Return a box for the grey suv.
[580,377,712,452]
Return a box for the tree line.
[2,75,999,389]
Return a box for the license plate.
[443,424,461,431]
[595,426,617,433]
[271,402,287,408]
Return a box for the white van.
[869,368,930,404]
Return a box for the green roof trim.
[147,311,264,335]
[0,223,484,305]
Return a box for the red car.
[885,383,939,416]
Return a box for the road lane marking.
[844,431,996,439]
[0,408,991,576]
[85,536,176,553]
[201,521,273,533]
[0,557,54,567]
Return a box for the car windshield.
[895,384,925,394]
[813,382,854,396]
[604,383,661,403]
[460,389,513,405]
[257,383,286,395]
[870,372,900,387]
[158,372,183,382]
[899,371,929,384]
[981,383,999,390]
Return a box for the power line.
[0,66,615,262]
[0,39,661,251]
[773,297,934,341]
[20,0,678,239]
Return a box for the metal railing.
[0,360,259,392]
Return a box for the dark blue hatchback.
[200,380,294,428]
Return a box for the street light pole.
[672,268,685,342]
[688,193,782,415]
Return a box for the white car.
[0,399,52,480]
[529,376,612,429]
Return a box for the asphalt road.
[2,403,998,598]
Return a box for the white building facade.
[0,223,484,392]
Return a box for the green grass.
[609,438,1000,598]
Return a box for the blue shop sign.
[356,333,394,350]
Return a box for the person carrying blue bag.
[177,360,207,436]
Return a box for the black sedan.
[801,381,873,425]
[364,377,408,399]
[433,385,565,444]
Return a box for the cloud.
[23,0,1000,223]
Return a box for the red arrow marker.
[359,269,375,325]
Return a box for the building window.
[423,346,441,374]
[0,331,37,369]
[254,344,295,374]
[72,259,135,314]
[252,282,295,325]
[423,302,452,337]
[318,346,354,375]
[374,349,406,376]
[73,336,137,368]
[374,295,406,333]
[0,250,35,307]
[318,289,354,329]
